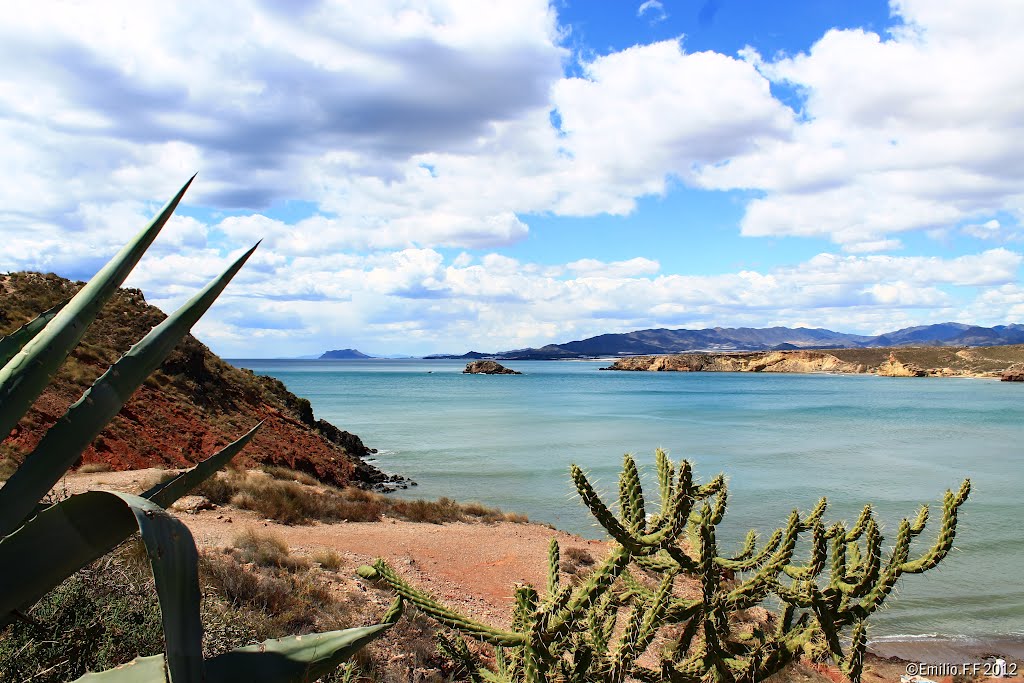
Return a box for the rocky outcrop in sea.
[463,360,522,375]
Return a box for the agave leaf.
[73,655,167,682]
[72,624,393,683]
[0,298,69,368]
[0,242,258,537]
[0,426,258,621]
[143,422,262,508]
[0,491,203,682]
[0,176,194,446]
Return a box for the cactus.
[360,450,969,683]
[0,178,393,681]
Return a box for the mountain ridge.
[425,322,1024,359]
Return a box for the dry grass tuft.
[560,546,596,578]
[261,465,321,487]
[312,549,344,571]
[0,458,18,482]
[196,469,529,527]
[77,462,113,474]
[232,528,309,572]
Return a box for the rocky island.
[463,360,522,375]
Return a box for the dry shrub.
[196,469,528,527]
[232,528,308,572]
[199,550,369,651]
[138,468,179,492]
[560,546,596,577]
[312,549,344,571]
[261,465,321,486]
[77,462,112,474]
[0,458,18,481]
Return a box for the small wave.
[872,633,971,642]
[872,633,1024,643]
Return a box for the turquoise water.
[233,359,1024,639]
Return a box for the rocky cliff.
[604,350,864,374]
[603,347,1017,378]
[0,272,400,489]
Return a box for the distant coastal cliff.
[602,346,1024,379]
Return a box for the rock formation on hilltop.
[875,351,927,377]
[0,272,404,489]
[463,360,522,375]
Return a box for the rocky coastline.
[0,272,409,492]
[601,347,1024,379]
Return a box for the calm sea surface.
[233,358,1024,640]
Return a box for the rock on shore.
[1001,363,1024,381]
[463,360,522,375]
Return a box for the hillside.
[0,272,401,489]
[428,322,1024,359]
[603,346,1024,377]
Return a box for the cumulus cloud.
[3,1,1024,355]
[698,0,1024,251]
[142,246,1022,356]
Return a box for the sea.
[231,358,1024,641]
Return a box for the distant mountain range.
[425,322,1024,360]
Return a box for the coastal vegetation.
[0,179,397,681]
[360,450,970,683]
[195,466,527,526]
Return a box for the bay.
[233,358,1024,640]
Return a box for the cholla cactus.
[360,449,969,683]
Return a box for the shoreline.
[868,635,1024,663]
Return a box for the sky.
[2,0,1024,357]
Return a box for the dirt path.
[61,468,609,626]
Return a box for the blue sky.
[2,1,1023,357]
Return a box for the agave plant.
[0,177,400,682]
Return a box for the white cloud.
[3,0,1024,356]
[567,257,660,278]
[141,246,1021,356]
[637,1,667,23]
[696,0,1024,250]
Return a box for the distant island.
[319,348,373,360]
[425,322,1024,360]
